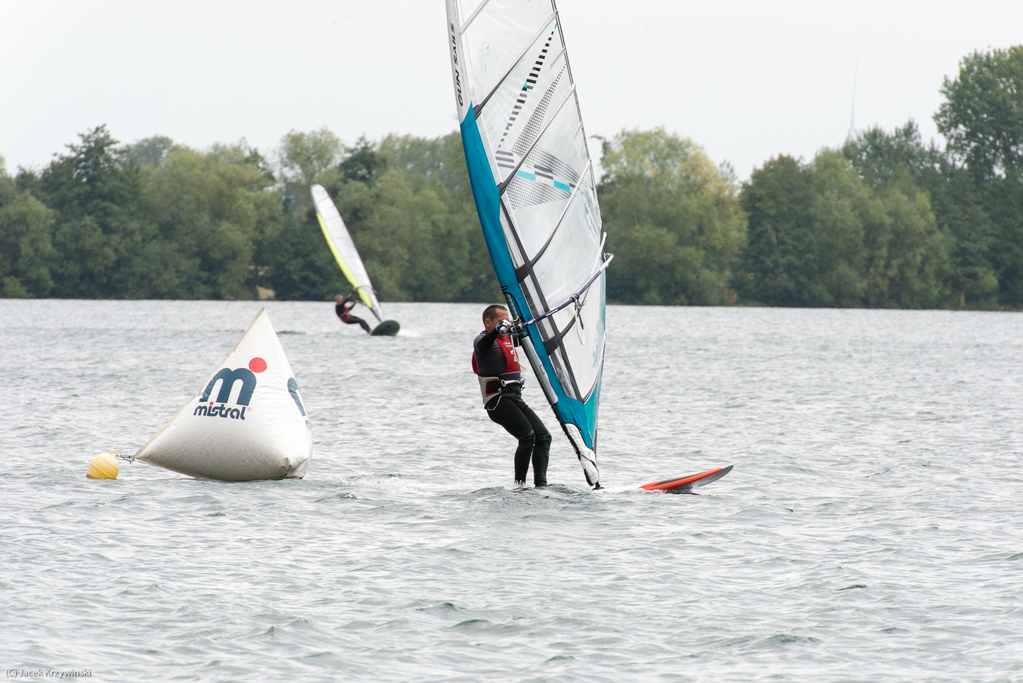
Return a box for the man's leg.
[350,316,372,334]
[519,403,551,486]
[486,398,536,483]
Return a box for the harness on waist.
[475,372,524,406]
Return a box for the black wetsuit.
[473,328,551,486]
[335,300,371,333]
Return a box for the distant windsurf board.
[370,320,400,337]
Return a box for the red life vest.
[337,301,355,323]
[471,335,521,375]
[472,335,523,405]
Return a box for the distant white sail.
[135,308,312,480]
[446,0,609,487]
[311,184,384,323]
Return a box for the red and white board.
[638,465,733,494]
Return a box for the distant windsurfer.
[472,304,550,487]
[335,291,371,334]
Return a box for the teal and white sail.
[310,184,384,323]
[446,0,610,488]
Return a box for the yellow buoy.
[87,451,120,479]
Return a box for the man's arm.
[473,328,500,356]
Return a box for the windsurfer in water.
[335,290,372,334]
[472,304,550,487]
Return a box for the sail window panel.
[519,276,553,337]
[536,315,556,345]
[453,0,480,19]
[459,0,558,109]
[476,46,569,189]
[575,162,604,236]
[520,276,584,401]
[530,197,602,306]
[501,101,589,259]
[480,49,569,171]
[532,273,601,401]
[545,291,602,401]
[564,302,604,401]
[576,276,606,401]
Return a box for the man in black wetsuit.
[472,304,551,487]
[335,291,371,334]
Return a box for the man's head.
[335,295,344,303]
[482,304,509,332]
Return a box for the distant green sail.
[310,184,384,323]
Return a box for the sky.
[2,0,1022,181]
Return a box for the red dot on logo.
[249,357,267,373]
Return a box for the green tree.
[258,205,344,301]
[935,48,1023,305]
[142,142,281,299]
[862,168,950,308]
[597,128,746,305]
[0,172,55,297]
[844,122,997,307]
[379,133,492,301]
[339,136,387,185]
[935,47,1023,180]
[277,128,343,207]
[125,136,177,167]
[323,168,457,302]
[843,122,932,189]
[286,134,493,304]
[38,125,156,298]
[733,156,816,305]
[735,151,949,308]
[980,176,1023,305]
[735,154,866,307]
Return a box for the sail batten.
[448,0,607,487]
[460,0,496,34]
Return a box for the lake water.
[1,300,1021,682]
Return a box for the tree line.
[2,46,1021,308]
[0,127,499,302]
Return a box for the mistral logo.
[194,357,265,420]
[193,357,307,421]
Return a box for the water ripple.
[2,302,1022,681]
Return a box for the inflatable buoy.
[87,451,120,479]
[134,308,312,481]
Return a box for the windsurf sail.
[446,0,610,488]
[310,184,384,322]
